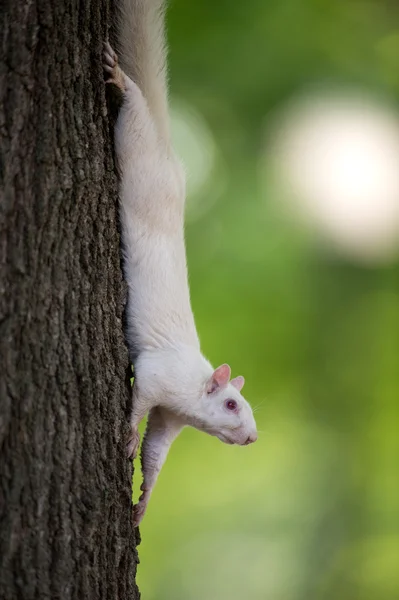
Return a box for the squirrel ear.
[206,364,231,394]
[230,376,245,391]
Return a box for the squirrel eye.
[225,399,238,411]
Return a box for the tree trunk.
[0,1,140,598]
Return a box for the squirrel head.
[196,363,258,446]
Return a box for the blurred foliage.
[135,0,399,598]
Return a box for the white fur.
[103,0,257,527]
[117,0,170,142]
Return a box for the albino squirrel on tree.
[103,0,257,526]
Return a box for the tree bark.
[0,1,140,598]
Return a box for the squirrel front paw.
[133,502,146,528]
[103,42,126,91]
[133,488,150,527]
[126,427,140,459]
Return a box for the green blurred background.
[135,1,399,598]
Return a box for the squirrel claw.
[103,41,117,60]
[133,498,148,528]
[102,41,125,91]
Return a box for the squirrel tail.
[117,0,170,143]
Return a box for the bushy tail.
[117,0,170,142]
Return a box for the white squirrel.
[103,0,257,527]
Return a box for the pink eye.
[225,399,238,412]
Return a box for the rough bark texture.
[0,1,140,598]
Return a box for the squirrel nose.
[244,432,257,445]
